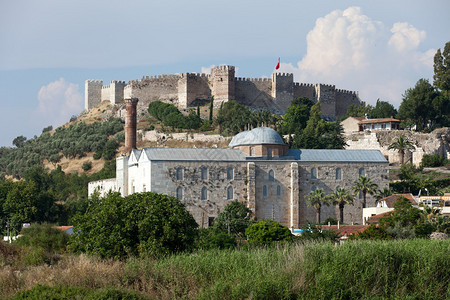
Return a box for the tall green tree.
[216,101,251,134]
[306,188,330,224]
[388,134,415,165]
[433,41,450,97]
[292,101,346,149]
[342,103,373,119]
[280,97,314,134]
[329,188,354,224]
[397,79,440,131]
[369,99,398,119]
[352,176,378,209]
[213,200,253,238]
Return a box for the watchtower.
[211,65,235,107]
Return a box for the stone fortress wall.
[85,65,363,120]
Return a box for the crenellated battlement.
[294,83,314,87]
[85,64,362,119]
[86,80,103,84]
[336,88,357,95]
[316,83,336,89]
[235,77,271,82]
[273,72,294,78]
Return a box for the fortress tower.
[211,65,235,107]
[85,80,103,110]
[272,73,294,110]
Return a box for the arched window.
[311,167,317,180]
[176,186,183,200]
[267,148,272,157]
[201,187,207,200]
[311,185,317,192]
[250,147,255,156]
[227,167,234,180]
[227,186,233,200]
[277,185,281,196]
[176,168,183,180]
[359,191,363,199]
[268,169,274,182]
[201,167,208,180]
[263,185,268,197]
[336,168,342,180]
[359,168,365,177]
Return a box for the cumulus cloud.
[35,78,83,126]
[280,6,434,107]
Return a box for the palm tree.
[352,176,378,208]
[329,188,354,224]
[388,134,415,165]
[375,187,393,202]
[306,188,330,224]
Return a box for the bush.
[14,223,69,253]
[93,151,102,160]
[245,219,292,245]
[196,228,237,250]
[82,161,92,171]
[421,154,445,167]
[70,192,198,258]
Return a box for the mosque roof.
[135,147,386,163]
[228,127,285,148]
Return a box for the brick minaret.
[124,98,138,154]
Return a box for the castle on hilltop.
[85,65,363,120]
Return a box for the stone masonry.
[85,65,363,120]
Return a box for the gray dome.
[229,127,285,148]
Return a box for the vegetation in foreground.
[1,239,449,299]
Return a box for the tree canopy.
[369,99,398,119]
[70,192,198,259]
[280,97,314,134]
[292,101,346,149]
[433,41,450,97]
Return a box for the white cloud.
[201,65,216,74]
[280,6,434,107]
[35,78,83,126]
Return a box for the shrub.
[70,192,198,258]
[196,228,237,250]
[14,223,69,253]
[421,154,445,167]
[82,161,92,171]
[93,151,102,160]
[245,219,292,245]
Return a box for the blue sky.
[0,0,449,147]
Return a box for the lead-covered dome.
[229,127,285,148]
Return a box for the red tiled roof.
[366,211,392,224]
[379,194,417,208]
[359,117,401,124]
[319,225,369,235]
[55,226,73,231]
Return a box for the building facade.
[89,127,389,227]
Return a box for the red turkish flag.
[275,57,280,70]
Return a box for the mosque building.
[88,99,389,227]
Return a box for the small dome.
[229,127,285,148]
